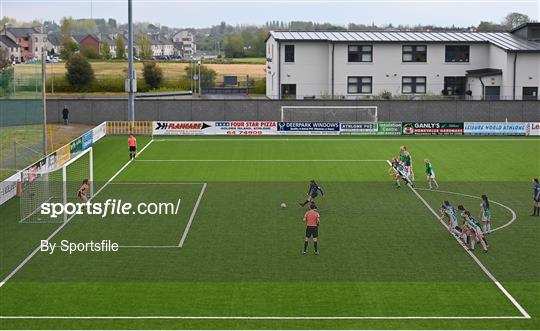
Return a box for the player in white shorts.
[439,200,461,237]
[424,159,439,190]
[480,195,492,233]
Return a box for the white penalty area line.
[178,182,207,247]
[406,181,531,319]
[0,139,155,289]
[415,188,517,234]
[137,159,387,162]
[0,315,528,320]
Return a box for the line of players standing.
[391,146,492,253]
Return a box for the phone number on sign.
[226,131,266,135]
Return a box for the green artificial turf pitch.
[0,136,539,329]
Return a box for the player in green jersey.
[480,195,492,233]
[424,159,439,190]
[399,146,414,181]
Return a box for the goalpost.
[19,147,93,223]
[280,106,378,122]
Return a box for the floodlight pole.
[127,0,135,123]
[41,49,48,155]
[198,59,202,97]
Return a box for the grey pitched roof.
[268,30,540,52]
[151,37,164,45]
[72,34,86,43]
[0,35,19,48]
[7,27,41,38]
[510,22,540,33]
[47,33,62,46]
[98,34,114,44]
[72,34,99,43]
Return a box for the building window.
[348,45,372,62]
[445,45,469,62]
[281,84,296,98]
[402,45,426,62]
[484,86,500,100]
[443,76,466,96]
[523,87,538,100]
[347,76,372,94]
[402,76,426,94]
[284,45,294,62]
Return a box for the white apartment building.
[172,30,196,57]
[266,23,540,100]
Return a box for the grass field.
[0,124,93,180]
[15,61,266,81]
[0,136,539,329]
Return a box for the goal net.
[280,106,378,122]
[20,147,93,223]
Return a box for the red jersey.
[128,136,137,147]
[304,210,320,227]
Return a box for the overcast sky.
[2,0,539,28]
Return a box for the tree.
[81,45,99,59]
[59,17,79,60]
[476,21,504,32]
[184,64,217,88]
[108,18,117,29]
[142,61,163,89]
[60,40,79,61]
[65,53,95,86]
[101,41,111,60]
[223,33,244,58]
[115,36,126,59]
[0,48,12,69]
[503,12,530,29]
[136,33,152,60]
[0,50,14,97]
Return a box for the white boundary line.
[108,182,205,185]
[137,159,386,162]
[178,182,207,247]
[0,315,529,320]
[0,139,155,289]
[19,196,55,223]
[404,179,531,319]
[415,188,517,234]
[119,246,179,249]
[153,138,539,142]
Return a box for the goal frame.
[19,147,93,223]
[280,105,378,122]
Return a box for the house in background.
[98,34,116,57]
[0,35,21,63]
[172,30,196,57]
[73,34,101,56]
[265,22,540,100]
[6,27,47,62]
[46,33,62,56]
